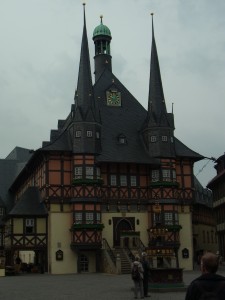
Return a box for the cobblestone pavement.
[0,266,225,300]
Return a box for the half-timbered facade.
[3,5,204,274]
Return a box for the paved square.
[0,267,224,300]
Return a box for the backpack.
[196,281,225,300]
[131,264,140,280]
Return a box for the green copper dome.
[93,17,111,38]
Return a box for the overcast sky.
[1,0,225,188]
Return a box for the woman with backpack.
[131,255,144,299]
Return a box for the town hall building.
[1,5,207,274]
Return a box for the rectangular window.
[75,130,81,138]
[96,213,101,223]
[0,208,4,216]
[86,167,93,179]
[86,130,93,137]
[203,230,206,243]
[120,175,127,186]
[96,167,101,178]
[130,175,137,186]
[96,132,100,139]
[74,167,82,179]
[162,136,168,142]
[86,212,94,224]
[174,212,179,224]
[162,169,171,181]
[120,205,127,212]
[150,136,157,142]
[25,219,34,234]
[152,170,159,182]
[164,212,173,225]
[110,175,117,186]
[172,170,176,181]
[74,212,82,224]
[153,213,162,225]
[207,231,210,243]
[211,231,214,243]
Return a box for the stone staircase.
[113,248,132,274]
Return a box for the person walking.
[141,252,151,297]
[185,252,225,300]
[15,256,22,274]
[131,255,144,299]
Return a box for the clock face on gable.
[106,90,121,106]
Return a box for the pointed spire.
[147,13,168,127]
[75,3,99,121]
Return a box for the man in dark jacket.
[141,252,150,297]
[185,252,225,300]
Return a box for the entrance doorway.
[113,217,134,247]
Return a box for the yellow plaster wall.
[193,224,218,254]
[36,219,46,233]
[178,207,193,270]
[13,219,23,234]
[48,210,76,274]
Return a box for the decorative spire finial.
[100,15,103,24]
[151,12,154,36]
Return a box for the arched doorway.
[113,217,134,247]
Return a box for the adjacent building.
[192,177,217,264]
[207,153,225,261]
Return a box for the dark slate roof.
[41,129,72,152]
[74,4,100,124]
[38,66,203,164]
[9,187,48,216]
[147,17,169,128]
[5,147,33,161]
[93,69,159,164]
[0,147,33,209]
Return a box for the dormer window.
[152,170,159,182]
[87,130,93,137]
[162,136,168,142]
[75,130,81,138]
[150,136,157,142]
[118,134,127,144]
